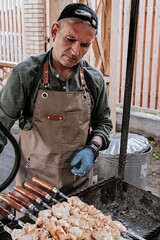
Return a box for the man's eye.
[66,37,75,42]
[66,37,90,48]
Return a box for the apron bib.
[16,64,92,194]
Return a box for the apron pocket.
[25,154,60,187]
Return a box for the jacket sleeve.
[85,68,113,150]
[0,67,27,149]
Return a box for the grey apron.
[16,63,92,194]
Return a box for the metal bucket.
[94,133,152,189]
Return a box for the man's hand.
[71,148,94,177]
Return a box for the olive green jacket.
[0,49,113,151]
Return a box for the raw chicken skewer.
[11,195,128,240]
[0,194,144,240]
[0,193,37,222]
[32,177,69,200]
[7,192,39,212]
[24,181,59,204]
[0,205,24,227]
[14,185,50,209]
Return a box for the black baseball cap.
[57,3,98,34]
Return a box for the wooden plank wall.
[118,0,160,113]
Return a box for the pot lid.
[101,132,149,156]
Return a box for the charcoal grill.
[73,177,160,239]
[0,177,160,240]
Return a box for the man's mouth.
[66,54,78,62]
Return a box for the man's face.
[52,20,96,68]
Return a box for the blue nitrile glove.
[71,147,95,177]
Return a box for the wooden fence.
[117,0,160,113]
[0,0,25,63]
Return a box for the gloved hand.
[71,148,94,177]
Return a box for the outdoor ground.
[146,139,160,197]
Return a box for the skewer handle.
[7,192,31,209]
[24,182,51,201]
[14,185,38,202]
[0,205,15,220]
[14,185,49,208]
[32,177,57,192]
[0,206,25,227]
[32,177,69,200]
[0,194,24,212]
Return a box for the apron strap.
[43,62,49,88]
[80,66,87,100]
[42,63,86,88]
[19,51,50,129]
[42,63,87,100]
[80,67,86,87]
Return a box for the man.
[0,3,113,194]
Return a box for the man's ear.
[51,23,59,39]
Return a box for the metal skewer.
[32,177,69,200]
[14,185,50,209]
[0,193,37,222]
[24,181,59,204]
[0,205,24,227]
[0,221,12,234]
[7,191,39,212]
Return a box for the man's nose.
[71,42,80,56]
